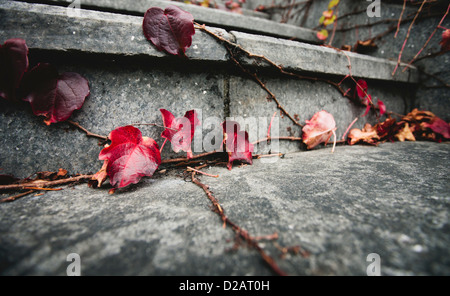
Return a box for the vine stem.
[0,174,94,191]
[402,3,450,71]
[395,0,407,38]
[67,120,108,141]
[392,0,428,76]
[190,170,288,276]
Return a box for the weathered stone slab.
[231,31,419,83]
[32,0,320,42]
[0,0,232,62]
[1,141,449,275]
[0,60,227,178]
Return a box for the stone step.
[1,141,449,275]
[0,1,419,177]
[17,0,319,43]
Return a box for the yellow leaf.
[328,0,340,9]
[317,29,329,40]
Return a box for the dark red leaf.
[0,174,20,185]
[222,121,254,170]
[21,63,90,125]
[160,109,200,158]
[99,126,161,188]
[0,38,29,100]
[356,79,368,100]
[143,5,195,56]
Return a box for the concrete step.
[0,1,421,178]
[1,141,449,275]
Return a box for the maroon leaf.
[0,38,29,100]
[99,126,161,188]
[143,5,195,56]
[21,63,90,125]
[160,109,200,158]
[222,120,254,170]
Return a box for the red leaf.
[356,79,368,100]
[362,100,371,117]
[422,117,450,139]
[302,110,337,151]
[160,109,200,158]
[440,29,450,52]
[99,126,161,188]
[143,5,195,56]
[222,121,254,170]
[0,38,29,100]
[377,99,386,116]
[21,63,90,125]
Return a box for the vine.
[1,3,449,275]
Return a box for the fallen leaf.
[348,123,379,145]
[302,110,337,151]
[21,63,90,125]
[89,160,109,188]
[160,109,200,158]
[143,5,195,56]
[222,120,254,170]
[421,117,450,139]
[99,126,161,188]
[0,38,29,100]
[395,123,416,142]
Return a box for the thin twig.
[403,3,450,71]
[191,171,288,276]
[0,175,94,191]
[67,120,108,141]
[0,190,35,203]
[392,0,428,76]
[395,0,408,38]
[186,166,219,178]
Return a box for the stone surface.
[32,0,321,42]
[1,141,449,276]
[232,30,418,83]
[0,0,232,62]
[0,56,226,178]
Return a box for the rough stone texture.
[257,0,450,120]
[232,30,418,83]
[0,1,418,82]
[1,142,449,276]
[0,0,232,62]
[33,0,321,42]
[0,57,226,178]
[228,74,414,154]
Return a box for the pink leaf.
[143,5,195,56]
[0,38,29,100]
[302,110,336,150]
[99,126,161,188]
[21,63,89,125]
[160,109,200,157]
[222,121,254,170]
